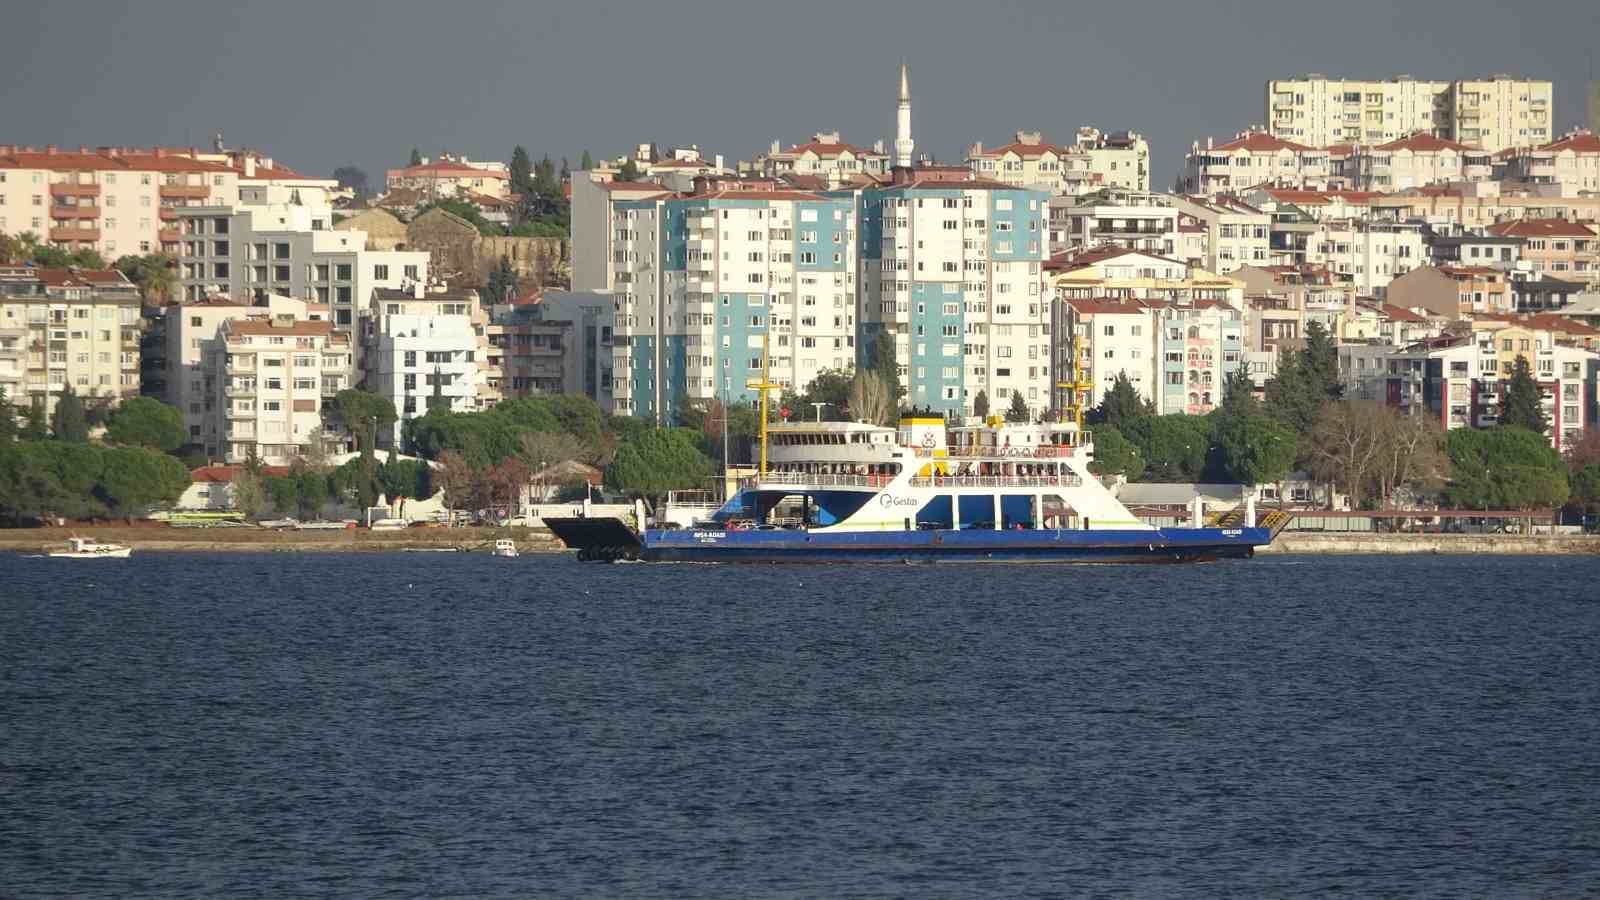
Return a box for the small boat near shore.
[48,537,133,559]
[493,539,519,558]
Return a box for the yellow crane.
[746,333,783,477]
[1056,339,1095,430]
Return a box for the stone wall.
[475,236,569,285]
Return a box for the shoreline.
[1257,532,1600,555]
[0,525,567,554]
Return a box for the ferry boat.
[546,414,1280,565]
[48,536,134,559]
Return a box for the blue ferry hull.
[545,518,1271,564]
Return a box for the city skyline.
[2,0,1596,185]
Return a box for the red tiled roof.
[776,173,829,190]
[1211,132,1315,154]
[0,148,237,174]
[13,267,136,289]
[1260,187,1382,205]
[974,141,1067,160]
[1375,133,1473,153]
[1064,298,1155,315]
[387,161,508,180]
[1380,304,1428,323]
[190,464,294,483]
[1047,246,1188,272]
[650,158,715,169]
[776,140,883,159]
[687,189,825,201]
[1539,131,1600,154]
[1439,266,1503,278]
[1487,219,1598,238]
[224,319,337,338]
[236,163,306,181]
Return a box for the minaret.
[894,63,914,170]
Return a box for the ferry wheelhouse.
[546,416,1277,564]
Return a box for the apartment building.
[569,176,673,293]
[1265,75,1552,152]
[1387,265,1514,317]
[365,286,487,443]
[752,133,890,187]
[1301,220,1426,297]
[1501,130,1600,192]
[0,323,22,400]
[1073,128,1150,192]
[0,266,141,414]
[1058,296,1245,416]
[1171,196,1272,274]
[484,291,615,407]
[859,179,1051,418]
[967,132,1100,196]
[1233,264,1358,355]
[384,154,510,200]
[165,294,335,452]
[211,316,354,463]
[1372,319,1597,451]
[609,189,859,422]
[1046,189,1178,257]
[1048,247,1244,308]
[1486,219,1600,284]
[174,204,429,331]
[1178,131,1332,196]
[1375,182,1600,230]
[1344,133,1492,191]
[1425,233,1523,270]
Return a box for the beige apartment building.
[1486,219,1600,284]
[384,154,510,200]
[1375,182,1600,229]
[1501,130,1600,193]
[0,266,142,414]
[1265,75,1552,153]
[1178,131,1332,196]
[968,128,1150,195]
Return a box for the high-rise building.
[0,266,142,415]
[364,285,488,444]
[1264,75,1552,153]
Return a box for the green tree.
[230,469,266,519]
[1301,320,1342,402]
[1122,415,1213,482]
[21,396,48,441]
[264,476,300,515]
[1005,390,1029,423]
[487,255,519,304]
[1445,426,1567,509]
[509,145,534,198]
[333,165,370,196]
[1571,463,1600,516]
[617,158,642,182]
[972,389,990,420]
[579,150,594,171]
[294,467,330,519]
[113,253,177,305]
[0,388,16,445]
[604,427,715,499]
[330,389,397,455]
[1215,414,1298,486]
[870,330,903,403]
[105,397,186,451]
[1216,368,1260,423]
[51,386,89,442]
[1089,372,1147,428]
[1499,355,1548,435]
[414,197,500,236]
[409,147,423,166]
[95,447,190,520]
[1087,425,1145,481]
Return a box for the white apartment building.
[0,266,142,414]
[1266,74,1553,152]
[1302,221,1426,297]
[1502,130,1600,192]
[1074,128,1151,193]
[753,133,890,187]
[859,179,1052,418]
[1059,297,1246,416]
[1046,190,1178,258]
[1343,133,1493,191]
[211,316,354,463]
[384,154,510,200]
[165,293,334,452]
[569,175,672,293]
[1178,131,1333,196]
[967,132,1099,197]
[365,286,487,444]
[609,189,859,422]
[1171,196,1272,274]
[174,204,429,332]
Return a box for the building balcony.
[52,205,100,219]
[159,184,210,200]
[49,225,100,242]
[159,207,179,221]
[158,229,181,244]
[225,385,255,398]
[225,407,253,420]
[50,182,101,198]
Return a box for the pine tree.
[0,387,16,444]
[973,389,990,419]
[579,150,594,171]
[509,145,534,197]
[1217,368,1260,423]
[1091,371,1146,428]
[409,147,423,166]
[1499,354,1549,434]
[871,331,903,403]
[618,159,642,182]
[1005,390,1030,423]
[51,386,88,442]
[22,395,48,441]
[428,366,450,413]
[1302,320,1343,402]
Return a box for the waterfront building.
[173,203,430,333]
[0,266,142,415]
[1057,295,1245,416]
[608,187,858,422]
[364,285,487,443]
[165,293,334,453]
[210,314,354,463]
[1264,75,1553,152]
[1350,318,1599,452]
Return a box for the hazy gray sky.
[3,0,1595,186]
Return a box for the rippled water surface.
[4,552,1600,897]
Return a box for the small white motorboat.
[493,538,519,558]
[48,536,133,559]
